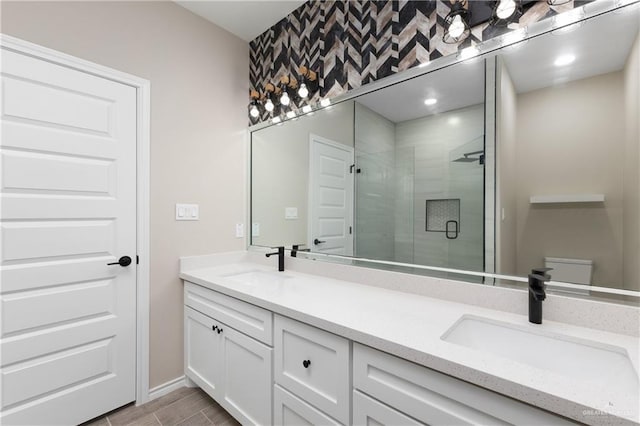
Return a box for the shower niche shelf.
[529,194,605,204]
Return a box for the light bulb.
[280,91,290,106]
[424,98,437,106]
[496,0,516,20]
[448,14,465,39]
[249,104,259,118]
[298,83,309,98]
[265,98,274,112]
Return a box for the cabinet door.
[274,385,342,426]
[353,390,424,426]
[220,325,273,426]
[184,306,222,398]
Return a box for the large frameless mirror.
[250,4,640,300]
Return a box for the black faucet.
[291,244,310,257]
[528,267,552,324]
[265,246,285,271]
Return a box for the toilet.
[544,257,593,294]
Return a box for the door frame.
[307,133,354,256]
[0,34,152,405]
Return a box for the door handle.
[445,220,459,240]
[107,256,132,267]
[313,238,326,245]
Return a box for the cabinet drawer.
[274,385,342,426]
[353,390,424,426]
[274,315,350,424]
[185,281,273,345]
[353,343,577,426]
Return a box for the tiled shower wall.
[249,0,587,124]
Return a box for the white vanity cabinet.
[352,343,578,426]
[184,282,273,425]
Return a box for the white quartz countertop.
[179,258,640,426]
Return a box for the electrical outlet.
[235,223,244,238]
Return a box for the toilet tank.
[544,257,593,285]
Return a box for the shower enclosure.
[354,102,486,273]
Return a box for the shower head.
[453,150,484,163]
[453,156,479,162]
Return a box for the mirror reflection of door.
[308,134,354,256]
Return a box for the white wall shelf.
[529,194,605,204]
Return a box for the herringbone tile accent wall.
[249,0,587,124]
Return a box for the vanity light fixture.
[320,98,331,107]
[248,90,261,119]
[264,97,274,112]
[298,83,309,99]
[458,45,480,60]
[280,90,291,106]
[494,0,518,20]
[424,98,438,106]
[554,54,575,67]
[443,1,470,44]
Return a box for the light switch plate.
[235,223,244,238]
[252,223,260,237]
[285,207,298,219]
[176,204,199,221]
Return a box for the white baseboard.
[146,375,186,402]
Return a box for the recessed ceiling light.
[554,54,576,67]
[424,98,438,106]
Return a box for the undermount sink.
[442,315,639,395]
[222,269,293,285]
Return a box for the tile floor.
[83,386,240,426]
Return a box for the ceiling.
[175,0,306,42]
[357,7,639,123]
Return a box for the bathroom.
[1,0,639,425]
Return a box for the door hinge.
[136,255,139,265]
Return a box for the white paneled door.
[0,49,137,424]
[309,135,354,256]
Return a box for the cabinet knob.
[302,359,311,368]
